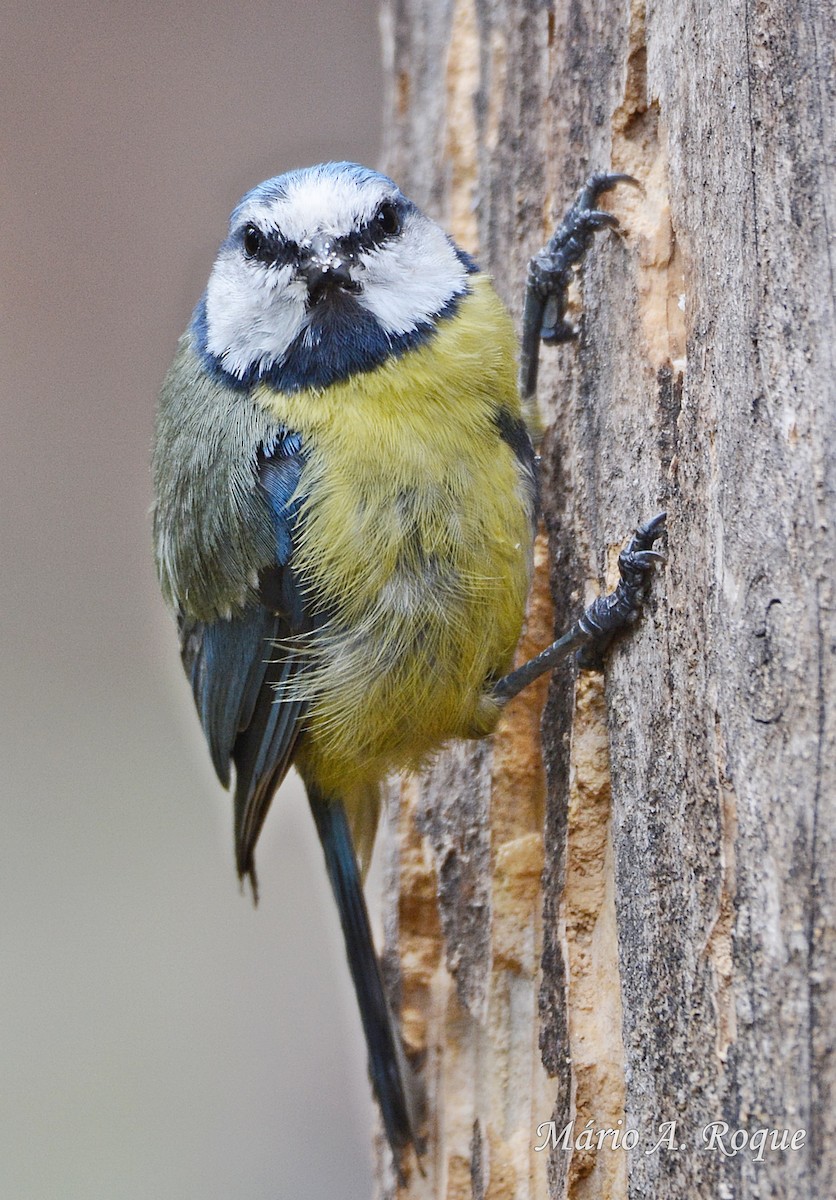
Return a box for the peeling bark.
[378,0,835,1196]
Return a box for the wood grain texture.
[378,0,835,1195]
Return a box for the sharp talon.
[602,173,641,192]
[580,172,641,207]
[600,172,640,189]
[629,512,667,552]
[606,174,644,198]
[584,210,621,228]
[627,549,665,569]
[638,511,667,537]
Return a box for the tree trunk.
[377,0,835,1197]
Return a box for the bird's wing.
[178,431,311,897]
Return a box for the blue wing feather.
[180,607,285,787]
[179,430,310,896]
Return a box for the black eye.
[243,224,265,258]
[374,201,401,238]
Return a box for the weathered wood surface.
[378,0,835,1196]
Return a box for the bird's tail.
[307,787,422,1168]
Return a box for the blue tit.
[152,162,664,1167]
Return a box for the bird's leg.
[492,514,666,706]
[495,172,663,706]
[518,170,639,425]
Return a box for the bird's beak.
[297,232,361,302]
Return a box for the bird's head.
[195,162,476,390]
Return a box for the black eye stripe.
[241,224,297,266]
[239,197,408,265]
[351,199,406,251]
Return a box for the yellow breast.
[254,276,533,794]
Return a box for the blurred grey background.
[1,3,384,1197]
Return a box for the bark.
[377,0,835,1197]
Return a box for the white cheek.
[204,256,308,378]
[358,218,468,335]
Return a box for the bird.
[152,161,664,1169]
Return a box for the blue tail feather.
[307,789,420,1167]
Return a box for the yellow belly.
[254,277,533,795]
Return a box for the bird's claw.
[576,512,667,669]
[527,172,638,344]
[575,171,640,211]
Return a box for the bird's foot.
[491,511,666,704]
